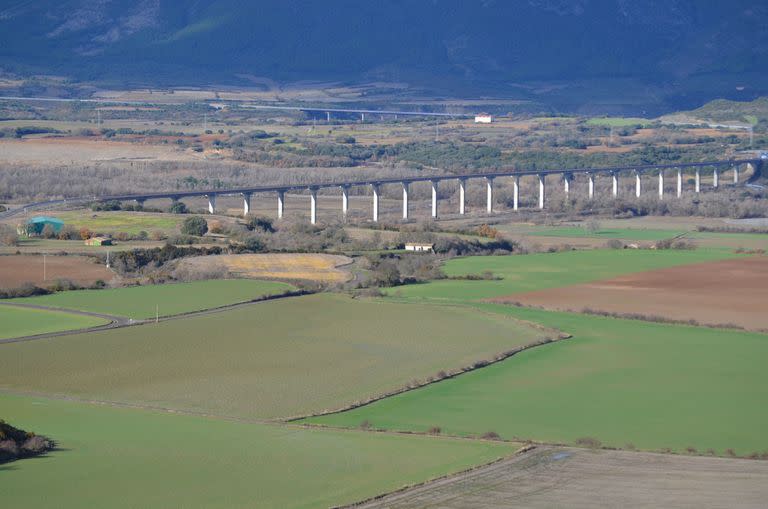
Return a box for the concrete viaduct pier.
[6,159,760,224]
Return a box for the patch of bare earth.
[0,254,116,288]
[350,446,768,509]
[491,257,768,330]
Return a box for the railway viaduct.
[2,159,762,224]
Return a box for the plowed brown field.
[491,256,768,330]
[352,446,768,509]
[0,254,116,288]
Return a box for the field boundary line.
[286,318,570,422]
[331,444,539,509]
[0,289,312,344]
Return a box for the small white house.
[405,243,434,252]
[474,113,493,124]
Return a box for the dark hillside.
[0,1,767,113]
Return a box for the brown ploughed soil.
[0,254,116,288]
[351,446,768,509]
[491,256,768,330]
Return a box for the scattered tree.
[181,216,209,237]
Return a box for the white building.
[474,113,493,124]
[404,243,434,252]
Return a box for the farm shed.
[18,216,64,236]
[85,236,113,246]
[474,113,493,123]
[405,243,434,252]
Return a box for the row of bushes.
[0,279,107,299]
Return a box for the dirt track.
[351,446,768,509]
[492,256,768,331]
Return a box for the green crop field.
[0,293,542,419]
[306,304,768,456]
[524,226,768,243]
[49,210,185,235]
[0,305,107,340]
[15,279,294,319]
[1,393,512,509]
[586,117,654,127]
[390,249,738,301]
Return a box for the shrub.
[149,230,167,241]
[41,224,57,239]
[208,220,224,234]
[240,235,266,253]
[481,431,502,441]
[583,219,601,235]
[575,437,602,448]
[180,216,209,237]
[246,216,275,233]
[427,426,442,435]
[476,224,500,239]
[79,227,92,240]
[168,201,188,214]
[0,226,18,246]
[606,239,624,249]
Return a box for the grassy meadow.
[308,249,767,456]
[14,279,294,319]
[391,248,738,301]
[0,305,107,340]
[0,293,543,419]
[586,117,654,127]
[1,392,513,509]
[46,210,185,235]
[306,304,768,456]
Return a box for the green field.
[308,250,768,456]
[48,210,185,235]
[1,393,512,509]
[0,305,107,340]
[525,226,768,243]
[306,305,768,456]
[586,117,654,127]
[0,293,542,419]
[15,279,294,319]
[391,249,737,301]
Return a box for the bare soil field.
[493,256,768,330]
[0,137,202,164]
[0,254,116,288]
[352,446,768,509]
[175,253,352,282]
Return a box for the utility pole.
[106,250,111,269]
